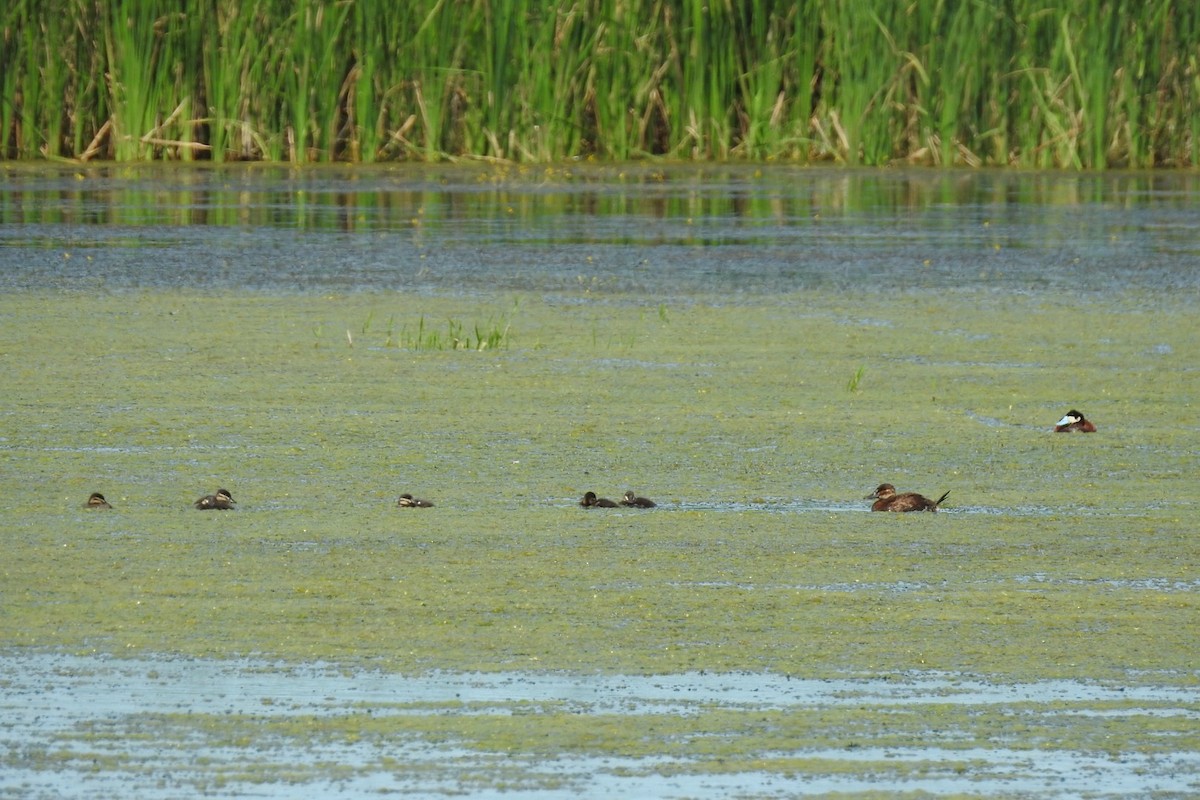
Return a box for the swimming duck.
[86,492,112,509]
[195,488,236,510]
[866,483,949,512]
[1054,409,1096,432]
[580,491,618,508]
[397,493,434,508]
[620,490,656,508]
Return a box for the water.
[2,652,1197,799]
[2,164,1198,296]
[2,164,1198,798]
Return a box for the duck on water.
[195,488,236,510]
[866,484,949,512]
[1054,409,1096,432]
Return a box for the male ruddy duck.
[1054,409,1096,432]
[86,492,113,509]
[866,483,949,512]
[195,488,236,510]
[620,491,656,508]
[397,493,434,508]
[580,491,618,508]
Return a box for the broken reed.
[2,0,1197,168]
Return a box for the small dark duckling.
[1054,409,1096,432]
[580,491,618,508]
[397,493,434,508]
[195,488,236,510]
[866,483,949,513]
[620,490,656,508]
[86,492,113,509]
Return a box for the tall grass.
[1,0,1197,167]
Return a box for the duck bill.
[1056,414,1074,427]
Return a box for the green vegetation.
[846,364,866,393]
[3,289,1197,681]
[350,312,513,351]
[2,286,1197,793]
[2,0,1197,166]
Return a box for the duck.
[620,490,656,508]
[86,492,112,509]
[866,483,949,512]
[195,488,236,510]
[580,491,618,508]
[1054,409,1096,432]
[397,493,434,508]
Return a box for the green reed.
[2,0,1197,167]
[202,1,278,161]
[847,365,866,394]
[395,316,512,352]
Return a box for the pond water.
[2,652,1197,799]
[2,164,1198,798]
[2,164,1199,296]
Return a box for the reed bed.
[2,0,1197,167]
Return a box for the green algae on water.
[1,289,1198,683]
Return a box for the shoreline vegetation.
[1,1,1198,168]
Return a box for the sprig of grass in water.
[847,364,866,393]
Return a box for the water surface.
[3,652,1197,799]
[2,164,1198,296]
[1,164,1197,798]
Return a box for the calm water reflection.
[1,164,1197,295]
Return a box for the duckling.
[580,491,618,508]
[397,493,434,508]
[195,488,236,510]
[620,490,656,508]
[866,483,949,512]
[1054,409,1097,432]
[86,492,113,509]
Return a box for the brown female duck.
[866,483,949,512]
[397,493,434,507]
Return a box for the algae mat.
[1,289,1198,796]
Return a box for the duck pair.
[866,409,1097,513]
[86,489,237,510]
[581,491,656,508]
[197,488,432,509]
